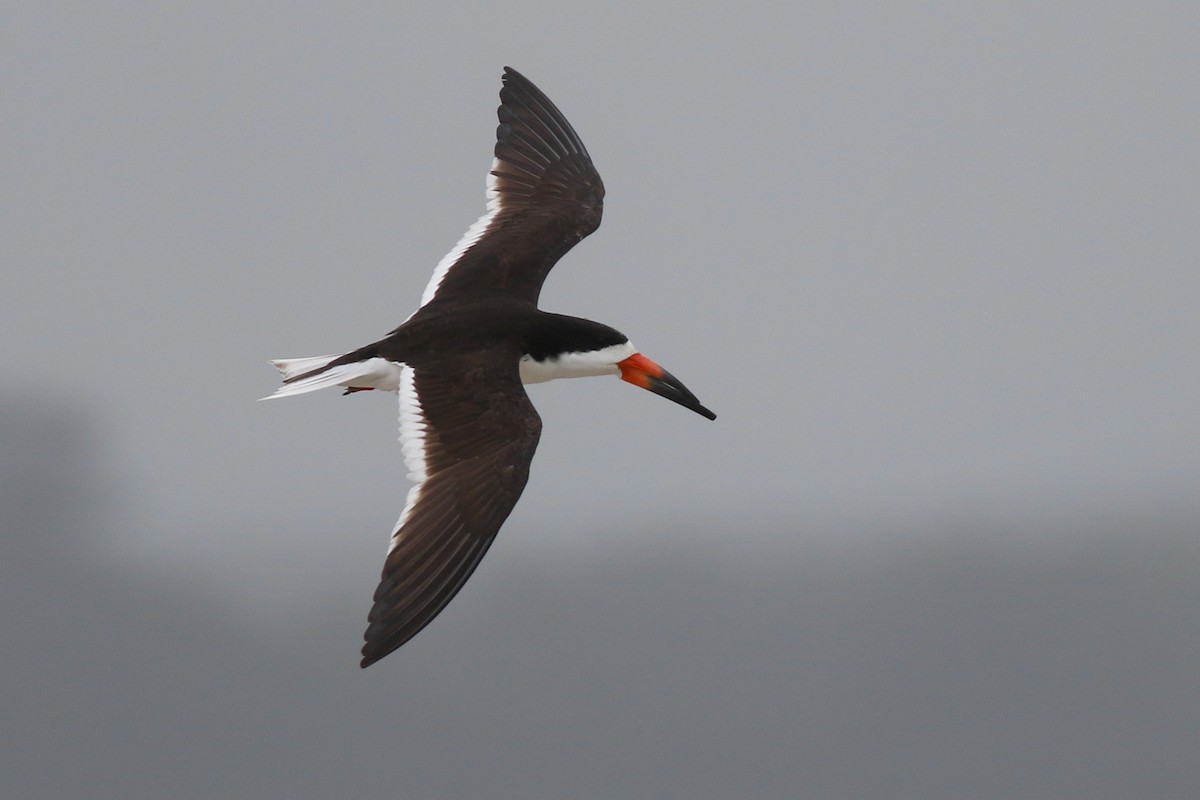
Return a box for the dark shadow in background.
[3,399,1197,799]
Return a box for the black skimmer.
[265,67,715,668]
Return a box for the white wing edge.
[390,365,430,554]
[416,159,504,308]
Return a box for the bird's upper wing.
[417,66,605,309]
[360,354,542,667]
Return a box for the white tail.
[261,355,403,400]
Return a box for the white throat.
[518,341,637,385]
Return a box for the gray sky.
[3,2,1198,797]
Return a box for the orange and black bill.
[618,354,716,421]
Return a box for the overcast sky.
[3,2,1198,798]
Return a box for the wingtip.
[500,65,532,89]
[360,640,388,669]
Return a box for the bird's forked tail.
[261,354,402,400]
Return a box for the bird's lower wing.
[361,359,542,667]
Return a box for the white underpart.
[260,356,402,399]
[417,158,504,309]
[390,365,429,553]
[518,340,637,384]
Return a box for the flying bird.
[265,67,715,668]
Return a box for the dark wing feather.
[417,67,605,308]
[360,353,542,667]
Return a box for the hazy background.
[3,2,1198,798]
